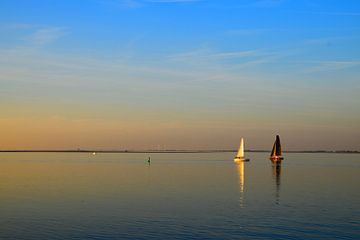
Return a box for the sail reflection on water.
[235,161,245,207]
[272,162,281,204]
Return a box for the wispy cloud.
[168,48,281,70]
[170,49,260,61]
[26,27,68,45]
[0,23,69,46]
[305,61,360,73]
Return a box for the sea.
[0,152,358,239]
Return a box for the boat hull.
[234,158,250,162]
[269,156,283,162]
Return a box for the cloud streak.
[170,49,261,61]
[304,61,360,73]
[168,48,282,70]
[26,27,68,45]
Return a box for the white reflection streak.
[236,161,245,207]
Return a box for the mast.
[237,138,244,158]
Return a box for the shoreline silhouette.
[0,150,358,154]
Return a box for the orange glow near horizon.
[1,114,359,150]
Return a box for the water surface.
[0,152,359,239]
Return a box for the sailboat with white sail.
[234,138,250,162]
[269,135,284,162]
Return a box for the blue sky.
[0,0,359,150]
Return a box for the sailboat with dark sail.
[234,138,250,162]
[270,135,283,162]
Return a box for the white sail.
[236,138,245,158]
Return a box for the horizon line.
[0,149,359,154]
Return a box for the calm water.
[0,152,359,239]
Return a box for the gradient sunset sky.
[1,0,359,150]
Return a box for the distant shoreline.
[0,150,359,154]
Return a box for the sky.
[0,0,359,150]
